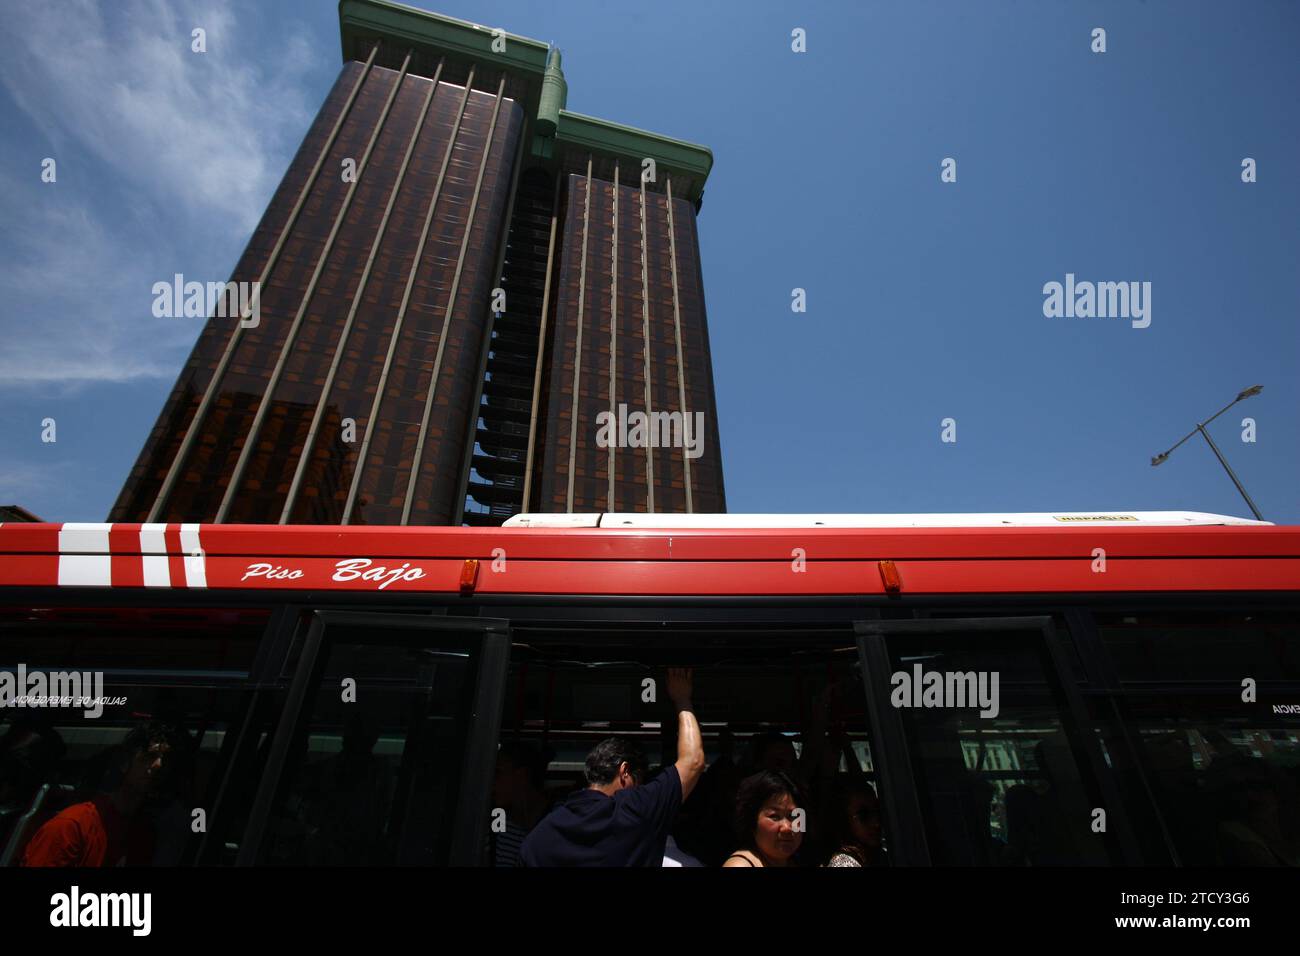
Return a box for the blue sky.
[1,0,1296,523]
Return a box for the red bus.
[0,511,1297,867]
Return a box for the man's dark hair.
[119,720,191,784]
[733,770,804,849]
[584,737,646,786]
[121,720,187,757]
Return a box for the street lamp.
[1151,386,1265,520]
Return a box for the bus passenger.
[748,730,798,776]
[826,779,884,866]
[723,770,805,867]
[1212,755,1299,866]
[491,741,552,867]
[0,714,66,830]
[298,712,392,866]
[518,668,704,866]
[20,721,185,867]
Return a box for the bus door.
[235,611,509,866]
[854,616,1137,865]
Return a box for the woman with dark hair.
[723,770,805,867]
[826,778,884,867]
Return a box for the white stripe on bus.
[58,522,112,587]
[181,523,206,588]
[140,523,170,588]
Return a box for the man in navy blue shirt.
[519,668,705,866]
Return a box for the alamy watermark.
[891,665,1000,718]
[151,273,261,328]
[596,403,705,459]
[1042,273,1150,328]
[0,665,118,718]
[50,886,151,936]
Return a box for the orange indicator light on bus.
[878,560,902,596]
[459,559,480,596]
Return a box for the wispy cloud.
[0,0,317,229]
[0,176,179,384]
[0,0,324,387]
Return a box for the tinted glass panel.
[1096,607,1300,866]
[1123,701,1300,866]
[879,627,1113,865]
[0,606,267,866]
[257,621,484,865]
[1096,609,1299,683]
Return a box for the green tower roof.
[338,0,712,201]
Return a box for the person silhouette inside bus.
[518,667,704,866]
[747,730,798,775]
[723,770,805,867]
[21,720,185,867]
[298,712,392,865]
[1005,733,1098,865]
[0,713,66,842]
[825,778,884,867]
[1213,755,1299,866]
[491,741,552,867]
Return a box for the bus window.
[922,608,1088,687]
[1095,609,1300,866]
[1097,608,1299,683]
[493,631,890,868]
[0,605,267,866]
[857,618,1119,865]
[258,643,461,865]
[240,612,508,866]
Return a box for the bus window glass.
[1096,609,1300,866]
[493,632,890,868]
[258,637,478,866]
[1098,609,1299,683]
[0,606,266,866]
[879,628,1114,865]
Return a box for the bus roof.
[0,516,1295,597]
[504,511,1273,529]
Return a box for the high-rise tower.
[110,0,725,526]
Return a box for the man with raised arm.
[519,667,705,866]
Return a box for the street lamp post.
[1151,386,1265,521]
